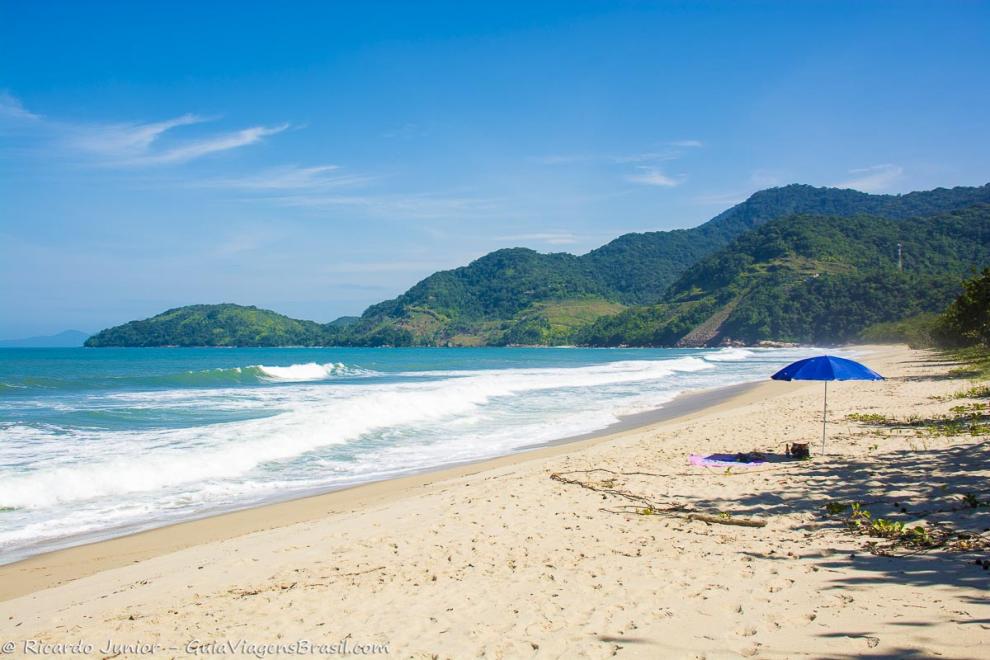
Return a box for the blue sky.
[1,1,988,338]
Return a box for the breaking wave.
[254,362,378,382]
[703,347,756,362]
[0,362,381,392]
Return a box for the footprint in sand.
[766,578,795,593]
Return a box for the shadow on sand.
[682,440,990,608]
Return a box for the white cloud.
[67,114,206,158]
[128,123,289,165]
[610,150,680,164]
[270,191,502,220]
[536,143,700,187]
[538,145,698,166]
[0,92,42,122]
[0,92,289,166]
[692,191,747,206]
[494,232,578,245]
[200,164,376,191]
[319,260,454,274]
[626,166,682,187]
[834,164,904,192]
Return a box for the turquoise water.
[0,346,812,562]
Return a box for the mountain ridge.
[82,182,990,348]
[333,182,990,346]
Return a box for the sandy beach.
[1,344,987,658]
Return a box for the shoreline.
[0,377,780,602]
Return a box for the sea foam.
[255,362,378,381]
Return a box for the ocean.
[0,345,815,563]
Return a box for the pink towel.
[689,454,766,468]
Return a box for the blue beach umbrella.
[771,355,884,456]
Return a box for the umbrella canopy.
[771,355,884,382]
[770,355,884,455]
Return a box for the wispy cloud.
[319,259,458,274]
[201,164,492,219]
[67,114,206,158]
[2,92,288,166]
[200,164,375,191]
[626,166,682,187]
[834,164,904,192]
[0,91,42,122]
[693,169,788,207]
[494,231,578,245]
[535,140,701,188]
[537,142,702,166]
[692,191,747,206]
[270,191,502,220]
[609,150,681,164]
[122,123,289,166]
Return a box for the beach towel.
[689,453,767,468]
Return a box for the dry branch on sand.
[549,471,767,528]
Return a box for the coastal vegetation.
[936,268,990,348]
[85,183,990,348]
[860,268,990,351]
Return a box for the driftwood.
[550,471,659,508]
[686,513,766,528]
[550,472,767,528]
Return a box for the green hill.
[576,204,990,346]
[333,248,616,346]
[583,183,990,304]
[334,183,990,346]
[85,304,328,347]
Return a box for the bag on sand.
[786,443,810,459]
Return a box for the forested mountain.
[583,182,990,304]
[333,183,990,346]
[85,183,990,348]
[576,205,990,346]
[85,304,327,347]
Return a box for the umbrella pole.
[821,381,828,456]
